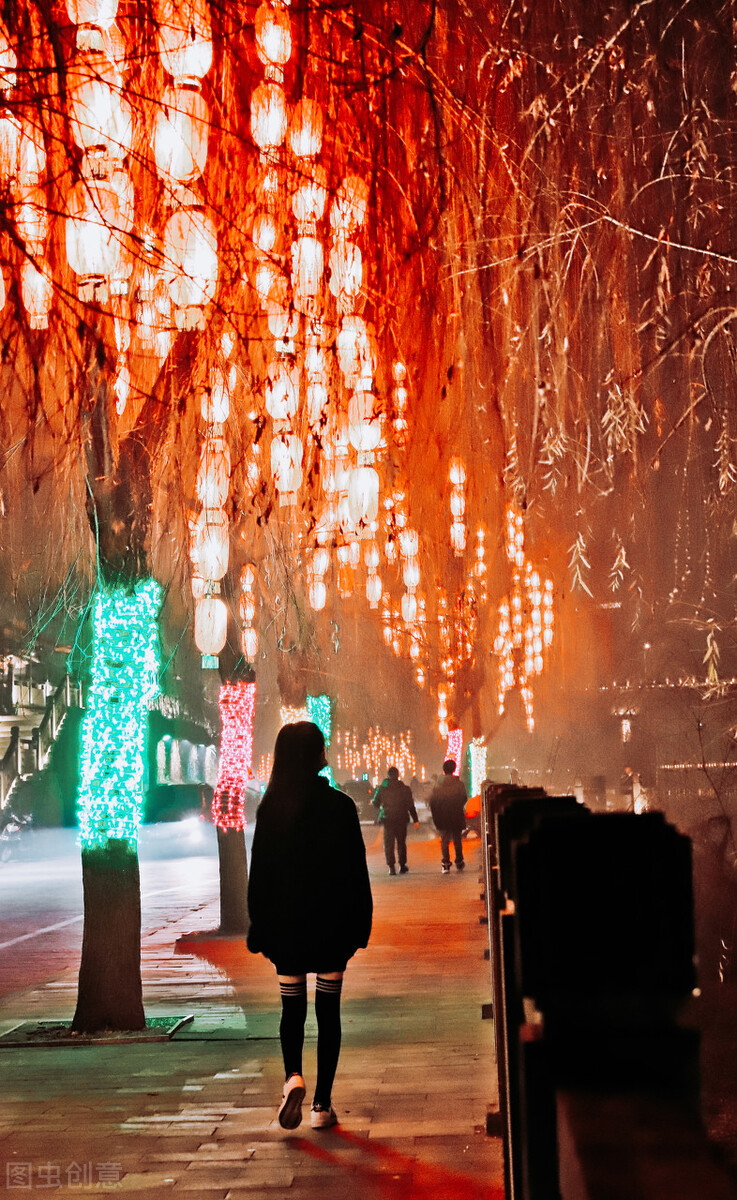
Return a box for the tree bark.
[217,826,249,934]
[72,839,144,1032]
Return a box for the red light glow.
[211,681,256,832]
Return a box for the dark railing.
[482,782,737,1200]
[0,725,21,808]
[0,678,83,810]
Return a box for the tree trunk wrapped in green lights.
[72,579,162,1033]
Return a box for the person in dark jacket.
[247,722,373,1132]
[371,766,418,875]
[429,759,468,873]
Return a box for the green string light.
[77,579,162,848]
[306,693,334,785]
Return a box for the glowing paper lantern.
[241,626,259,660]
[252,258,287,313]
[347,390,381,454]
[337,315,373,388]
[201,368,231,423]
[399,529,418,557]
[0,22,17,92]
[156,0,213,84]
[211,681,256,832]
[309,580,327,611]
[291,235,323,306]
[265,358,299,420]
[253,210,278,254]
[66,0,118,28]
[77,579,162,847]
[403,557,420,590]
[153,86,208,183]
[194,596,227,655]
[401,591,417,624]
[330,173,369,236]
[288,98,323,158]
[450,521,467,553]
[191,509,229,581]
[329,239,362,301]
[271,432,303,496]
[17,120,45,189]
[196,437,231,508]
[163,206,218,326]
[251,81,288,152]
[255,2,291,66]
[449,456,466,486]
[366,572,382,608]
[65,178,124,284]
[347,465,379,526]
[0,110,20,182]
[307,381,329,427]
[20,260,52,328]
[67,53,132,157]
[291,166,328,224]
[15,189,48,254]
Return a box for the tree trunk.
[72,839,144,1032]
[217,826,249,934]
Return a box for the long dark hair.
[263,721,326,810]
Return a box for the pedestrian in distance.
[429,759,468,873]
[372,765,419,875]
[246,722,373,1132]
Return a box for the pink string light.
[446,728,463,773]
[211,681,256,832]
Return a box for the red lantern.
[255,2,291,67]
[288,98,323,158]
[196,437,231,509]
[0,110,20,183]
[66,0,118,28]
[163,206,218,326]
[194,596,227,655]
[156,0,213,84]
[153,86,208,183]
[251,81,287,152]
[67,52,132,158]
[20,260,52,328]
[271,432,303,497]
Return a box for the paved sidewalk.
[0,829,504,1198]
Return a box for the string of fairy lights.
[77,580,162,847]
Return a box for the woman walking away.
[247,722,373,1131]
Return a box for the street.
[0,821,242,1000]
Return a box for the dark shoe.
[456,861,465,871]
[278,1073,305,1130]
[399,865,409,874]
[441,865,451,874]
[388,865,396,875]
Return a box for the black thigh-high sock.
[314,975,343,1107]
[279,978,307,1079]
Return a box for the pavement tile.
[0,835,502,1199]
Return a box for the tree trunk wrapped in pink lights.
[212,680,256,934]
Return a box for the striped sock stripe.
[280,981,307,998]
[316,976,343,995]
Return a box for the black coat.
[429,774,468,832]
[372,777,418,825]
[246,776,373,971]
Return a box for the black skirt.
[274,958,347,976]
